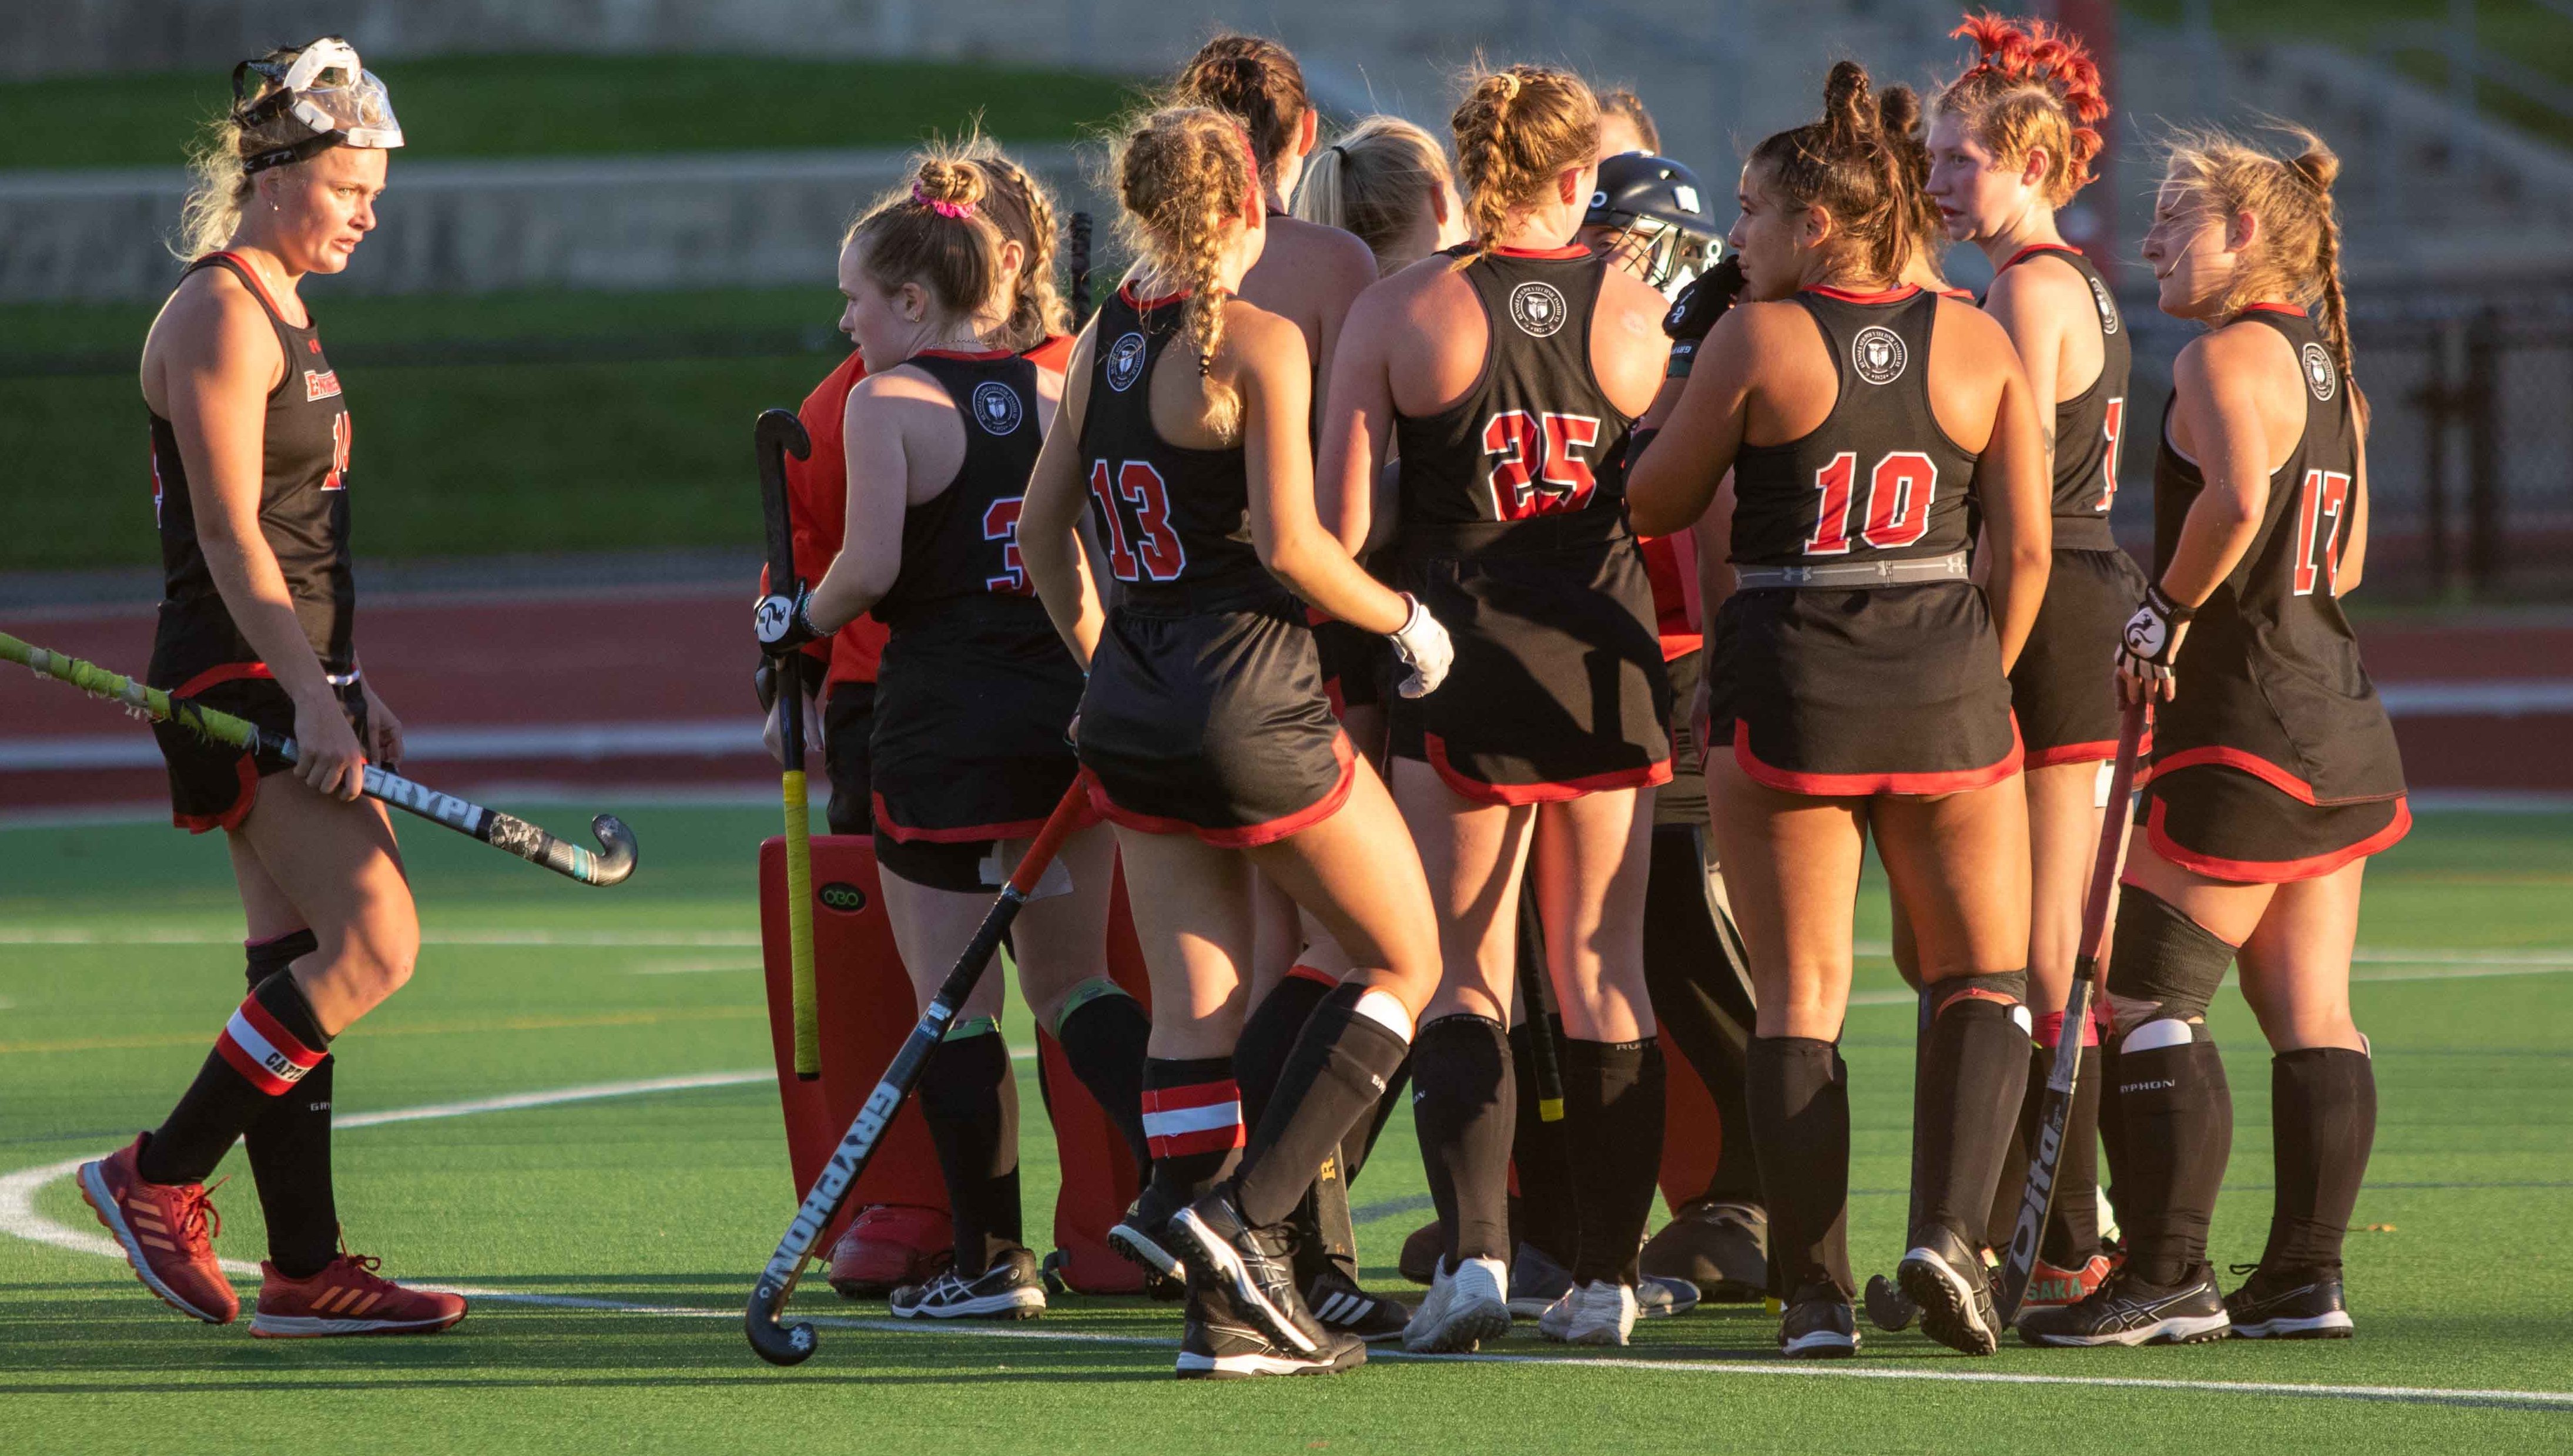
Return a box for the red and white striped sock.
[1141,1058,1244,1199]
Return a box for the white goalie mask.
[234,36,404,175]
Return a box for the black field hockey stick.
[1515,880,1565,1122]
[1066,210,1095,330]
[2,632,636,885]
[745,780,1091,1366]
[1991,699,2149,1328]
[752,407,822,1079]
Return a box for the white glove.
[1388,592,1454,699]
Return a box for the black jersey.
[872,350,1046,627]
[1077,283,1274,609]
[1393,246,1636,531]
[2148,305,2403,804]
[1994,244,2130,533]
[148,250,354,683]
[1730,287,1978,567]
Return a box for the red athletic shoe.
[827,1204,952,1299]
[251,1252,467,1338]
[79,1135,239,1324]
[2021,1253,2115,1309]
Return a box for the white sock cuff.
[1352,987,1415,1045]
[2120,1017,2198,1055]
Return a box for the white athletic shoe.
[1536,1279,1637,1346]
[1401,1255,1511,1353]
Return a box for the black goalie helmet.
[1584,152,1721,295]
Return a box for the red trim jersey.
[147,251,356,685]
[1996,244,2131,537]
[2146,305,2404,806]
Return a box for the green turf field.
[0,54,1143,172]
[2,805,2568,1453]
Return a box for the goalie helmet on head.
[1581,152,1720,296]
[232,36,403,175]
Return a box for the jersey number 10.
[1805,450,1939,555]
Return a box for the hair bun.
[2291,144,2340,193]
[913,157,987,209]
[1823,60,1878,141]
[1878,83,1922,138]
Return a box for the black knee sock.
[2096,1038,2129,1232]
[1413,1014,1516,1265]
[1231,984,1411,1230]
[2048,1040,2104,1264]
[1507,1020,1577,1266]
[2263,1047,2376,1274]
[919,1026,1020,1273]
[239,931,339,1279]
[1985,1044,2039,1253]
[2116,1035,2232,1286]
[1143,1056,1243,1202]
[1236,974,1332,1125]
[1054,988,1154,1174]
[1746,1036,1852,1298]
[1560,1037,1666,1286]
[1914,977,2032,1251]
[138,968,331,1186]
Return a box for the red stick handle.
[1008,779,1094,895]
[2075,700,2150,982]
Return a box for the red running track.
[4,594,2569,815]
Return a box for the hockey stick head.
[744,1276,819,1366]
[587,814,640,885]
[755,407,812,463]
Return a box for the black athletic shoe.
[1171,1192,1325,1356]
[1862,1272,1918,1332]
[1898,1224,2002,1356]
[888,1246,1046,1320]
[1779,1281,1860,1358]
[1640,1200,1771,1303]
[1304,1266,1409,1343]
[2018,1264,2231,1347]
[1109,1183,1187,1281]
[1175,1271,1366,1379]
[2224,1263,2354,1340]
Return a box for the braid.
[1115,106,1260,420]
[2162,125,2364,424]
[969,140,1071,351]
[1449,64,1599,263]
[1174,34,1309,195]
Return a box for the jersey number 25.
[1483,410,1602,520]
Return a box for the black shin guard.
[1231,984,1411,1230]
[139,967,332,1186]
[1560,1038,1666,1287]
[1508,1020,1577,1266]
[1143,1055,1242,1202]
[919,1026,1021,1273]
[1054,987,1155,1173]
[1235,974,1331,1125]
[2263,1047,2376,1274]
[2115,1030,2232,1286]
[1746,1036,1852,1297]
[1986,1038,2104,1265]
[236,931,339,1279]
[1412,1014,1517,1264]
[1914,972,2032,1250]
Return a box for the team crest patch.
[303,368,340,401]
[1509,281,1569,338]
[1851,326,1907,385]
[2301,341,2337,402]
[1105,332,1148,392]
[2089,275,2122,335]
[971,380,1024,435]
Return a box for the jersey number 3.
[1088,460,1188,583]
[1483,411,1602,520]
[1805,450,1939,555]
[981,496,1034,595]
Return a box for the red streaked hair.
[1939,12,2108,206]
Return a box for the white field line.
[0,720,762,772]
[0,926,760,947]
[4,1073,2568,1410]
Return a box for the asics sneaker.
[889,1246,1047,1320]
[2018,1264,2232,1347]
[2224,1263,2354,1340]
[1779,1282,1861,1358]
[1898,1224,2002,1357]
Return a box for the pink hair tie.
[912,182,976,219]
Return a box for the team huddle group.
[81,21,2404,1378]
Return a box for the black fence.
[2119,294,2573,603]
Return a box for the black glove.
[1663,256,1747,379]
[2115,582,2195,692]
[753,658,779,714]
[754,583,823,655]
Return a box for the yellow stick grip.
[783,769,819,1079]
